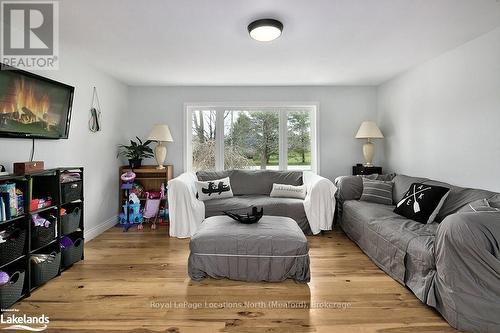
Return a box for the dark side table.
[352,164,382,176]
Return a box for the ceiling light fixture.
[248,19,283,42]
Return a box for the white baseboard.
[84,215,117,242]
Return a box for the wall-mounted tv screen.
[0,64,74,139]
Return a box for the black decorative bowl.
[223,207,264,224]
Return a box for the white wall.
[127,86,378,181]
[0,44,129,240]
[377,27,500,191]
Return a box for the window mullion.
[185,107,193,172]
[215,109,224,170]
[279,109,288,171]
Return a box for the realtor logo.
[0,309,49,331]
[1,1,59,70]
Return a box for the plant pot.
[128,159,142,169]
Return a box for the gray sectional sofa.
[335,174,500,333]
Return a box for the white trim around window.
[184,102,320,173]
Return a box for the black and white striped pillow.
[360,179,394,205]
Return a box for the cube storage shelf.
[0,167,84,310]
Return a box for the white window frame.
[184,102,320,173]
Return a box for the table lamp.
[355,121,384,166]
[148,124,173,169]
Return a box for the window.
[185,104,318,172]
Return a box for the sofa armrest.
[334,175,363,202]
[432,212,500,330]
[167,172,205,238]
[303,171,337,235]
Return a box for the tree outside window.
[189,106,315,172]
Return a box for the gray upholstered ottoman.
[188,215,310,283]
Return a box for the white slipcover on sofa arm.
[167,172,205,238]
[303,171,337,235]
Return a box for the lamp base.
[362,140,375,166]
[154,143,167,169]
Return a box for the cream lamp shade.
[148,124,173,169]
[355,121,383,167]
[355,121,384,139]
[148,124,173,142]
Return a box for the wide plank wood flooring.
[14,225,457,333]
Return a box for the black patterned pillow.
[394,183,450,223]
[360,179,393,205]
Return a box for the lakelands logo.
[0,312,49,331]
[0,0,59,70]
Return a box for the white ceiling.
[59,0,500,86]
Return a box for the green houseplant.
[117,137,154,169]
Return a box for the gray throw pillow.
[457,198,500,213]
[360,179,394,205]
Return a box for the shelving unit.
[58,167,84,272]
[0,167,84,310]
[0,174,29,309]
[118,165,173,225]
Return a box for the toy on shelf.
[139,183,166,230]
[118,171,143,231]
[131,182,144,198]
[158,206,169,223]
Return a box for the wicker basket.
[31,252,60,287]
[31,222,56,250]
[0,270,25,309]
[61,181,83,204]
[61,207,81,235]
[0,229,26,266]
[61,238,83,267]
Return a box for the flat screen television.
[0,64,74,139]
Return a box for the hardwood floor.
[14,225,457,332]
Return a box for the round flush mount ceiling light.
[248,19,283,42]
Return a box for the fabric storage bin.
[61,238,83,267]
[31,252,60,287]
[61,207,81,235]
[31,222,56,250]
[0,228,26,266]
[61,181,82,204]
[0,270,25,309]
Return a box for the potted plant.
[117,137,154,169]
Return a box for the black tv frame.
[0,63,75,139]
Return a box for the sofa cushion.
[196,170,233,181]
[231,170,303,195]
[203,194,310,234]
[343,200,398,221]
[457,198,500,213]
[340,200,398,243]
[421,180,498,221]
[392,174,429,204]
